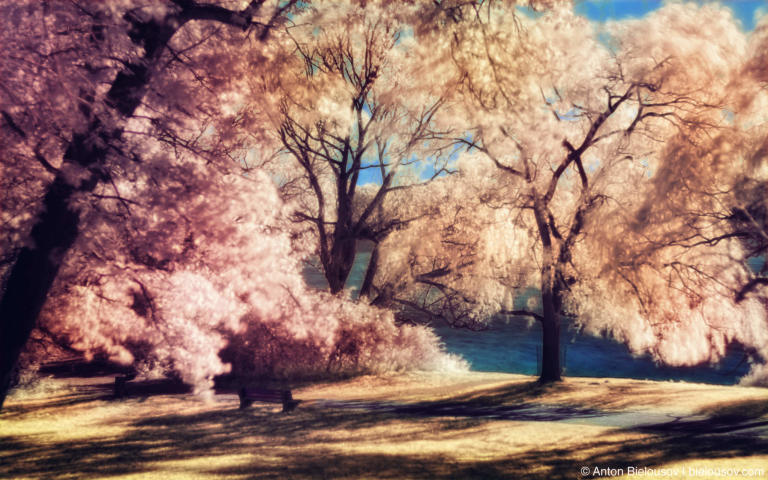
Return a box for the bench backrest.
[239,387,292,403]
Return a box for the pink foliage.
[36,154,465,393]
[3,0,766,391]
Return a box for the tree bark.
[359,243,380,299]
[0,173,91,408]
[539,286,562,382]
[0,104,137,409]
[531,194,562,383]
[325,235,357,294]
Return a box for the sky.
[354,0,767,186]
[575,0,766,31]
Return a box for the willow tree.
[238,2,457,295]
[587,8,768,385]
[728,17,768,305]
[374,2,768,384]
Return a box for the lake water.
[304,253,756,385]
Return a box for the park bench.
[113,373,136,398]
[239,386,301,412]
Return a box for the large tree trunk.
[0,125,147,412]
[531,194,562,383]
[539,286,562,382]
[0,18,180,409]
[325,235,357,294]
[0,170,93,409]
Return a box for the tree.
[464,3,768,383]
[372,2,768,384]
[584,9,768,385]
[0,0,300,409]
[357,171,533,329]
[239,2,457,295]
[729,17,768,304]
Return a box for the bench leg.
[239,388,257,409]
[114,376,127,398]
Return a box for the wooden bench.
[239,387,301,412]
[113,374,136,398]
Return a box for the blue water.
[304,253,754,385]
[434,318,749,385]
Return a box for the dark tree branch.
[735,278,768,303]
[1,110,26,138]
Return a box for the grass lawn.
[1,371,767,479]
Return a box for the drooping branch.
[1,110,26,139]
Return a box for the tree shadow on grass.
[1,393,766,479]
[0,404,484,479]
[500,429,767,480]
[206,434,768,479]
[696,397,768,422]
[635,397,768,436]
[434,379,574,405]
[1,391,102,420]
[1,378,195,421]
[431,379,728,412]
[387,380,601,421]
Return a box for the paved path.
[312,399,768,438]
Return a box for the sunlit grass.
[2,373,766,479]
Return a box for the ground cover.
[1,371,766,479]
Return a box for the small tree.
[34,148,465,393]
[242,2,457,295]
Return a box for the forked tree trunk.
[325,236,357,294]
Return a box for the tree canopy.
[1,0,766,406]
[346,1,768,383]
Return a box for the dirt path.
[311,397,768,438]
